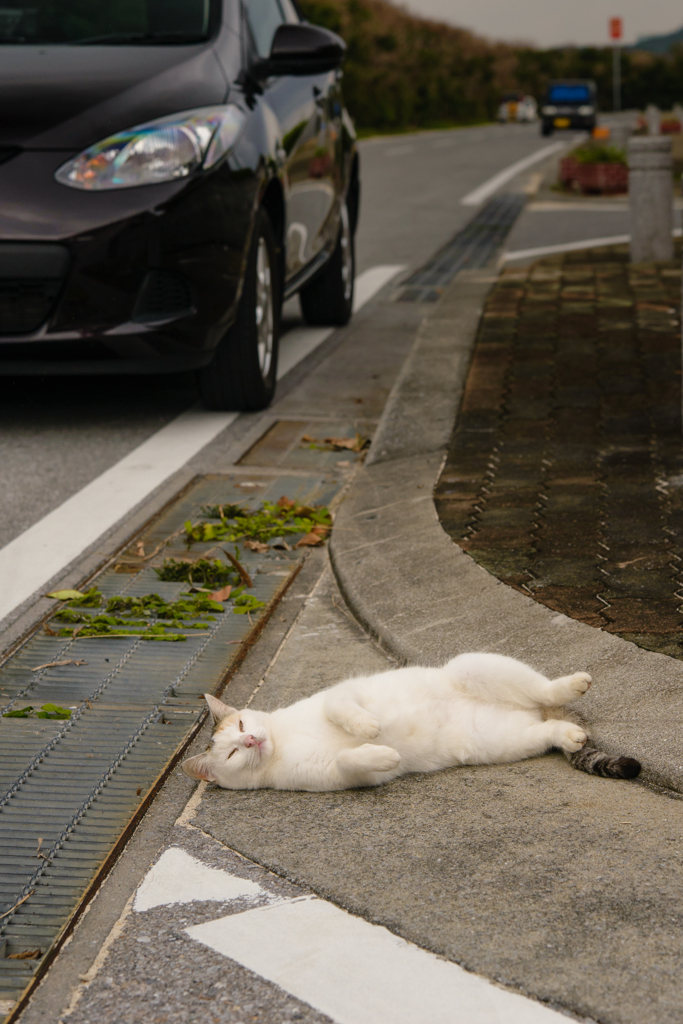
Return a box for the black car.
[0,0,359,410]
[540,80,597,137]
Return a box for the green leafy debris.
[3,703,72,720]
[184,498,332,547]
[154,558,238,587]
[232,593,267,615]
[104,594,223,617]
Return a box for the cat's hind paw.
[549,672,592,705]
[569,672,592,695]
[555,722,588,753]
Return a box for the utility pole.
[610,17,622,112]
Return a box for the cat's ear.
[181,753,216,782]
[204,693,237,724]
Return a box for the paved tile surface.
[436,243,683,659]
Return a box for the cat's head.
[181,694,272,789]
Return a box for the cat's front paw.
[362,744,401,773]
[343,713,381,740]
[555,722,588,753]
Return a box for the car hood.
[0,41,235,149]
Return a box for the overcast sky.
[397,0,682,48]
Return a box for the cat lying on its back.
[182,653,641,792]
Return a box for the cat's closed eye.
[239,720,244,732]
[227,748,237,759]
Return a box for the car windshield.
[548,84,591,104]
[0,0,214,44]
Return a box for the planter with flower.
[559,144,628,195]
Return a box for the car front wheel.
[197,208,279,411]
[299,201,354,327]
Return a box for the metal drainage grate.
[397,192,527,302]
[0,466,350,1020]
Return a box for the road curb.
[330,270,683,795]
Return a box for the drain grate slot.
[397,193,526,302]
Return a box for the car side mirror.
[253,23,346,78]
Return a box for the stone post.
[646,104,661,135]
[628,136,673,262]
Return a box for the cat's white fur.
[182,653,591,792]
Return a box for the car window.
[244,0,288,58]
[0,0,215,45]
[548,85,591,104]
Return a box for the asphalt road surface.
[1,122,567,562]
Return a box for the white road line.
[187,895,567,1024]
[503,228,683,262]
[460,142,567,206]
[134,848,263,912]
[0,263,404,625]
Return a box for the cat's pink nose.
[243,734,260,748]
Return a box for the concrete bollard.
[628,136,673,262]
[646,104,661,135]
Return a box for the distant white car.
[497,93,538,123]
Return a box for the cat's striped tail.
[566,745,641,779]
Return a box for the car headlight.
[542,105,557,115]
[578,105,594,116]
[55,105,246,190]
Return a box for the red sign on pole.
[609,17,623,40]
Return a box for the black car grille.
[132,269,195,324]
[0,279,63,334]
[0,244,70,335]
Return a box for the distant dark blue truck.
[540,80,597,136]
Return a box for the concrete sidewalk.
[15,254,683,1024]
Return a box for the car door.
[243,0,336,279]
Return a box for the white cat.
[182,652,641,791]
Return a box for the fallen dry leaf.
[301,434,317,443]
[272,540,292,551]
[295,532,325,548]
[8,949,41,960]
[43,624,58,637]
[277,496,296,509]
[323,433,369,453]
[244,539,269,554]
[31,659,87,672]
[135,541,145,557]
[209,585,232,602]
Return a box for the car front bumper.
[0,150,255,375]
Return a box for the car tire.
[299,201,354,327]
[197,208,280,412]
[541,121,553,136]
